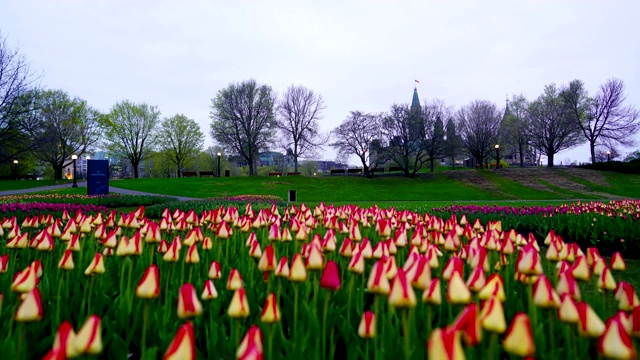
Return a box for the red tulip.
[320,260,341,291]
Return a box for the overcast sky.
[2,0,639,165]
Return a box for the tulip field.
[1,199,640,359]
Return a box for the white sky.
[2,0,639,165]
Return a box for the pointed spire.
[411,87,420,111]
[503,94,511,120]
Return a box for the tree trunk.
[590,142,596,164]
[294,155,299,173]
[519,144,524,167]
[132,161,140,178]
[547,153,554,167]
[54,165,63,183]
[451,155,456,170]
[248,155,256,176]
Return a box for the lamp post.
[85,156,90,180]
[607,151,611,162]
[13,160,18,180]
[217,152,221,177]
[71,155,78,188]
[494,144,500,169]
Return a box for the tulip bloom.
[228,288,250,318]
[84,253,106,275]
[11,266,37,293]
[422,278,442,305]
[367,260,391,296]
[516,243,543,275]
[260,292,281,324]
[75,315,103,355]
[452,303,482,346]
[503,313,535,357]
[201,279,218,300]
[598,316,636,360]
[611,252,626,271]
[208,261,222,279]
[58,250,75,271]
[388,268,417,308]
[288,254,308,282]
[427,326,465,360]
[258,245,277,273]
[164,322,196,360]
[572,255,591,281]
[236,325,263,360]
[320,260,341,291]
[447,271,471,305]
[136,265,160,299]
[615,282,640,311]
[358,311,376,339]
[479,296,506,333]
[177,283,203,319]
[598,267,617,292]
[532,276,560,308]
[558,294,580,323]
[577,301,605,337]
[15,287,43,322]
[52,321,79,358]
[227,269,244,290]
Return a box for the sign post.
[87,160,110,195]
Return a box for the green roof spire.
[411,87,420,111]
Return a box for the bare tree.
[381,104,428,176]
[22,89,102,181]
[330,111,383,178]
[564,78,640,164]
[210,79,276,176]
[444,117,463,169]
[527,83,583,167]
[276,85,328,173]
[422,99,451,172]
[458,100,502,167]
[0,33,40,164]
[103,100,160,178]
[158,114,205,177]
[500,94,531,166]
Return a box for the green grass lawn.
[0,179,74,191]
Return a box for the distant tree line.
[2,31,639,180]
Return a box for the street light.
[86,156,90,180]
[494,144,500,169]
[217,152,221,177]
[71,155,78,188]
[13,159,18,180]
[607,151,611,162]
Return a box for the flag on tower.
[415,80,420,83]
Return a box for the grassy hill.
[106,167,640,205]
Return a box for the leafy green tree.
[158,114,204,177]
[22,89,102,181]
[210,79,277,176]
[102,101,160,178]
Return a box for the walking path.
[0,181,197,202]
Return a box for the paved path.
[0,181,197,202]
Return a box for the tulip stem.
[401,309,412,360]
[487,332,498,360]
[347,275,355,328]
[322,292,331,360]
[548,310,555,359]
[17,322,26,360]
[233,319,241,350]
[141,300,150,357]
[426,305,433,340]
[55,272,66,325]
[293,283,299,340]
[267,324,275,360]
[86,276,96,315]
[365,339,370,360]
[373,296,381,360]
